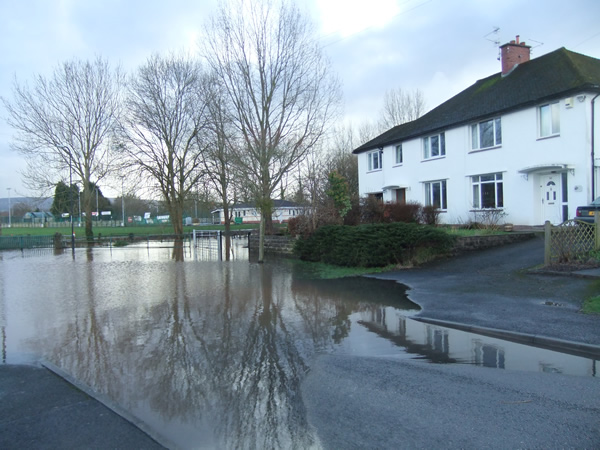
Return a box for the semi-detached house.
[353,37,600,226]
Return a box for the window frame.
[471,117,502,151]
[538,102,560,138]
[423,132,446,160]
[367,149,382,171]
[424,179,447,210]
[395,143,403,165]
[471,173,503,209]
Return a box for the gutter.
[592,92,600,200]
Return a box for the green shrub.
[294,222,455,267]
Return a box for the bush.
[359,196,385,223]
[287,215,314,237]
[294,222,455,267]
[383,201,421,223]
[420,205,441,225]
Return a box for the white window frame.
[423,132,445,160]
[367,150,382,171]
[538,102,560,138]
[471,173,503,209]
[395,144,403,164]
[471,117,502,150]
[424,179,447,210]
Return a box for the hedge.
[294,223,455,267]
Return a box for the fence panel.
[545,219,596,266]
[0,235,55,250]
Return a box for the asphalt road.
[302,235,600,449]
[302,355,600,449]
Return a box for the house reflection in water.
[356,307,597,377]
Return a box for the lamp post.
[7,188,11,228]
[69,154,75,253]
[121,177,125,227]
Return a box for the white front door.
[541,174,562,224]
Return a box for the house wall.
[358,93,598,226]
[216,207,304,224]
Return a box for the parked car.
[575,197,600,223]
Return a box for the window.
[471,118,502,150]
[395,144,403,164]
[472,173,503,209]
[367,150,382,171]
[424,180,447,210]
[423,132,445,159]
[539,102,560,137]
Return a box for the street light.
[121,176,125,227]
[69,154,75,253]
[7,188,11,228]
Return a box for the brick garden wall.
[250,231,537,257]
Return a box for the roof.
[353,47,600,154]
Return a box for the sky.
[1,0,600,199]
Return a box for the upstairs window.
[472,173,503,209]
[471,118,502,150]
[539,102,560,137]
[367,150,382,171]
[395,144,403,164]
[423,132,445,160]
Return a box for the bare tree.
[122,54,208,250]
[2,57,124,239]
[202,75,239,260]
[378,87,426,130]
[203,0,341,262]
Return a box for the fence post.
[218,230,222,261]
[595,215,600,250]
[544,220,552,266]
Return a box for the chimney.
[499,35,531,75]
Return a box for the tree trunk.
[223,201,231,261]
[258,215,265,263]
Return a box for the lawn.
[0,223,260,238]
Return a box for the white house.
[211,200,305,225]
[353,37,600,226]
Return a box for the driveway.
[369,233,600,347]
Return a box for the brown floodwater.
[0,240,596,448]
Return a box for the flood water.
[0,240,597,448]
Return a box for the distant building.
[211,200,305,225]
[23,211,53,224]
[353,37,600,226]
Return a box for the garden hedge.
[294,222,455,267]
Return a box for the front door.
[541,174,562,224]
[394,188,406,204]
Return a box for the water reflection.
[0,246,596,449]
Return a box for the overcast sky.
[2,0,600,198]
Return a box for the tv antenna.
[484,27,501,60]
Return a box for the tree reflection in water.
[2,250,417,449]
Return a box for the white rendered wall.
[357,93,598,225]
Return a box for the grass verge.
[294,260,399,279]
[582,296,600,314]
